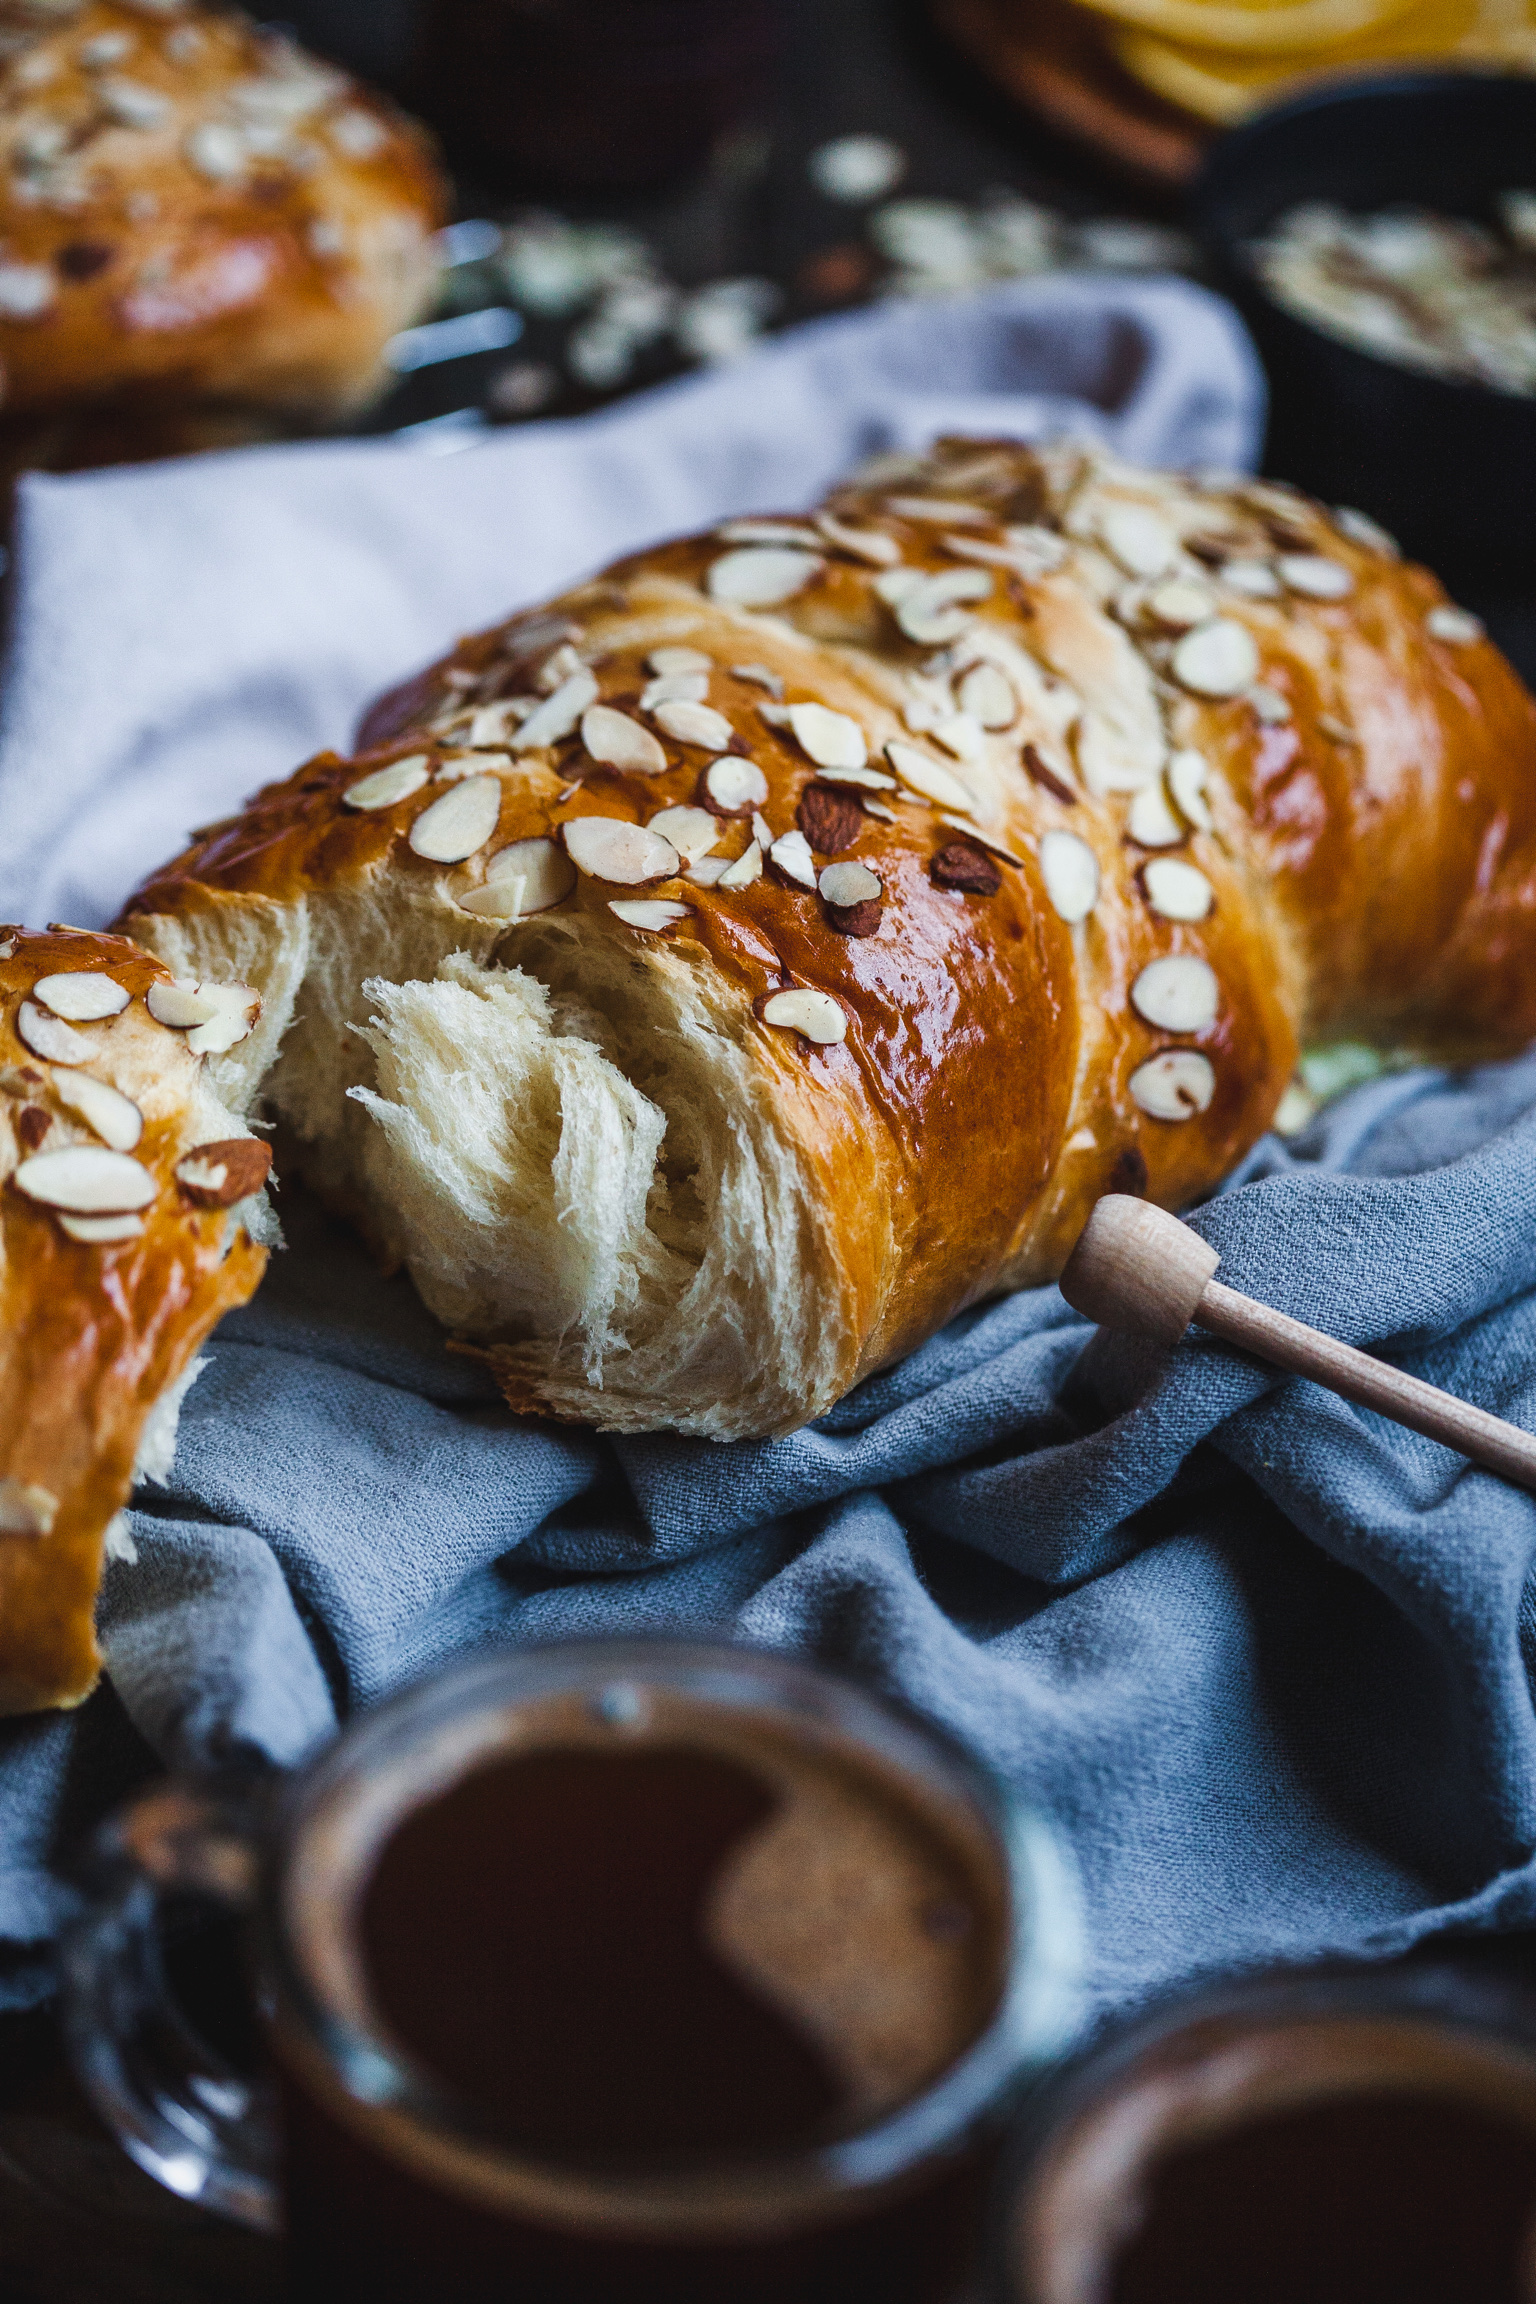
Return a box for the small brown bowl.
[994,1961,1536,2301]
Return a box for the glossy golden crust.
[0,0,444,440]
[0,925,269,1712]
[123,439,1536,1438]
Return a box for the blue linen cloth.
[6,275,1536,2030]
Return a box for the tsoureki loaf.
[0,924,272,1712]
[0,0,444,468]
[114,437,1536,1456]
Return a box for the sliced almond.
[703,757,770,814]
[1142,578,1216,634]
[752,811,773,849]
[1247,684,1292,726]
[731,663,784,697]
[437,751,508,784]
[769,828,818,888]
[706,548,821,607]
[608,899,691,931]
[938,817,1024,865]
[51,1069,143,1152]
[1220,559,1281,599]
[537,642,586,694]
[932,714,985,765]
[31,972,129,1023]
[798,785,864,855]
[344,755,430,810]
[185,984,260,1058]
[459,837,576,919]
[788,702,866,772]
[886,495,989,525]
[642,671,709,711]
[581,705,666,775]
[14,1143,156,1213]
[648,646,712,676]
[1427,605,1484,644]
[147,977,258,1051]
[812,763,896,791]
[1023,743,1078,805]
[654,699,734,752]
[815,511,899,566]
[0,1478,57,1536]
[717,842,763,890]
[1143,857,1213,921]
[1334,506,1399,557]
[931,842,1000,896]
[511,668,599,750]
[409,776,502,864]
[818,860,882,907]
[716,519,821,547]
[1168,749,1214,832]
[1100,503,1176,579]
[989,524,1069,578]
[895,568,991,646]
[146,978,218,1028]
[564,817,680,884]
[687,857,731,887]
[1182,526,1247,565]
[1128,780,1185,848]
[1277,554,1353,601]
[175,1138,273,1208]
[645,806,719,864]
[59,1212,146,1244]
[469,705,522,748]
[761,988,847,1043]
[873,567,925,608]
[1172,620,1259,699]
[955,661,1016,729]
[940,533,1039,572]
[1076,714,1165,797]
[17,1001,92,1064]
[1129,1049,1215,1121]
[885,740,973,812]
[1040,830,1099,924]
[1131,954,1218,1033]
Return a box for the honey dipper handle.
[1195,1280,1536,1493]
[1059,1194,1536,1494]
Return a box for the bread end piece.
[0,926,273,1713]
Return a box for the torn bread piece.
[0,926,273,1714]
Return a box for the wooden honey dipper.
[1059,1194,1536,1494]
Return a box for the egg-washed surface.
[0,0,444,458]
[0,924,273,1714]
[123,437,1536,1442]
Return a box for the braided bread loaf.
[0,925,272,1712]
[120,438,1536,1448]
[0,0,443,468]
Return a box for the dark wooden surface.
[5,4,1536,2295]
